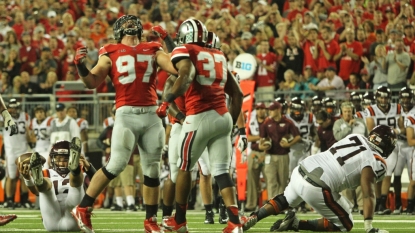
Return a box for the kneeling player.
[19,138,96,232]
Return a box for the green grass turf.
[0,209,413,232]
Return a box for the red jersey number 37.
[196,51,227,87]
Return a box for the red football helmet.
[49,141,70,176]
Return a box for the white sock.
[116,197,123,207]
[126,195,135,206]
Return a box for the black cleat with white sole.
[275,210,299,232]
[30,152,44,186]
[68,137,82,172]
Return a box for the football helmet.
[7,99,20,119]
[275,97,288,115]
[206,31,221,49]
[375,85,391,109]
[361,92,375,109]
[322,97,337,117]
[367,125,397,158]
[311,95,323,114]
[113,15,143,42]
[290,97,305,121]
[399,87,414,110]
[349,92,362,112]
[49,140,70,176]
[176,19,208,45]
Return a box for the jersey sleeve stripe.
[374,154,387,167]
[408,116,415,125]
[356,112,362,118]
[308,113,313,124]
[368,106,375,116]
[322,189,353,231]
[42,169,50,178]
[397,104,402,114]
[46,117,54,126]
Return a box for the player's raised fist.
[151,25,168,40]
[156,102,170,118]
[74,47,87,65]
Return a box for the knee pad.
[144,175,160,187]
[214,173,234,190]
[141,155,161,179]
[102,167,117,180]
[268,194,289,212]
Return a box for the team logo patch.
[279,123,285,127]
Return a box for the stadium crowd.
[0,0,415,232]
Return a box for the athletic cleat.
[21,201,34,209]
[69,137,82,172]
[204,211,214,224]
[242,213,257,231]
[110,204,123,211]
[162,215,188,233]
[222,221,243,233]
[0,214,17,226]
[144,216,164,233]
[71,205,95,233]
[275,210,299,232]
[381,208,392,215]
[3,200,14,210]
[126,204,138,212]
[219,204,229,224]
[30,152,44,186]
[270,219,283,232]
[393,206,402,215]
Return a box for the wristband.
[24,177,35,187]
[164,35,177,53]
[166,93,177,103]
[364,219,373,232]
[76,63,90,77]
[238,127,246,135]
[176,112,185,121]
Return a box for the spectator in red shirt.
[287,0,308,22]
[316,26,339,71]
[335,29,363,82]
[19,31,38,75]
[301,27,318,74]
[12,11,24,39]
[255,40,277,102]
[403,24,415,51]
[356,27,371,58]
[346,73,361,91]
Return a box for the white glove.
[2,110,18,136]
[237,134,248,152]
[162,144,169,154]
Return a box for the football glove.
[74,47,87,65]
[2,110,18,136]
[237,134,248,152]
[151,25,168,40]
[156,102,170,118]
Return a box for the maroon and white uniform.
[98,42,165,177]
[39,169,86,231]
[171,44,232,176]
[30,116,54,168]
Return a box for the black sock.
[7,196,13,202]
[162,205,173,217]
[226,206,240,224]
[108,197,113,207]
[205,204,213,213]
[175,203,187,224]
[395,193,402,208]
[257,207,270,221]
[380,195,388,207]
[407,199,414,212]
[299,220,318,231]
[79,194,96,208]
[146,204,158,219]
[71,166,81,176]
[21,192,28,203]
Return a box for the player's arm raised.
[224,71,243,124]
[156,51,178,75]
[74,47,111,89]
[366,117,375,132]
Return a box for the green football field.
[0,209,413,232]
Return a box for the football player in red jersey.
[156,19,243,232]
[71,15,177,233]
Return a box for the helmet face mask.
[290,97,305,121]
[311,96,322,114]
[350,92,362,111]
[399,87,414,110]
[8,99,20,119]
[361,92,375,109]
[113,15,143,42]
[367,125,397,159]
[50,141,71,177]
[177,19,208,46]
[323,97,337,117]
[375,86,391,110]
